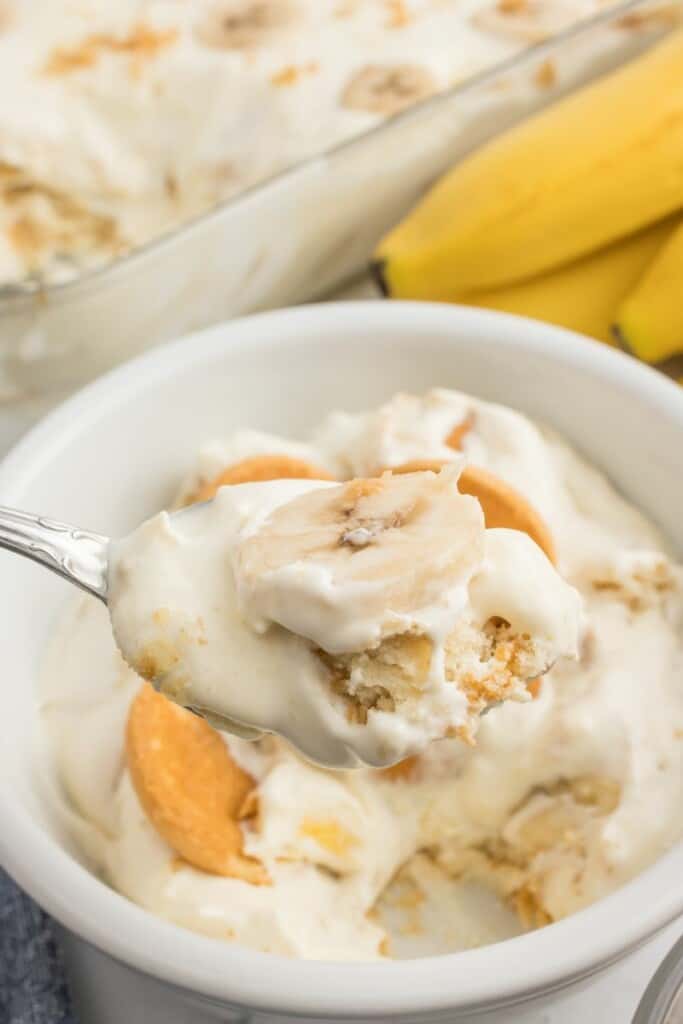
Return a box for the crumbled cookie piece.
[43,23,178,75]
[534,58,556,89]
[385,0,411,28]
[1,164,122,276]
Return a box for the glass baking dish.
[0,0,678,412]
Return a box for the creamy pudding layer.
[107,463,580,767]
[42,389,683,959]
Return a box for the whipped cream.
[0,0,611,286]
[107,461,580,767]
[42,389,683,959]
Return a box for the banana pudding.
[0,0,612,286]
[42,389,683,959]
[107,461,580,767]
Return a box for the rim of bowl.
[0,302,682,1017]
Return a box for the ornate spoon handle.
[0,506,109,602]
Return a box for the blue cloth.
[0,868,76,1024]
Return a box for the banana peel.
[613,219,683,362]
[459,217,679,345]
[373,30,683,298]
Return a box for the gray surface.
[0,868,76,1024]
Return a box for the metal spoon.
[0,503,508,768]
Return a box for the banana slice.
[194,1,298,50]
[389,460,556,564]
[234,468,485,655]
[341,65,437,116]
[126,684,269,883]
[186,454,334,506]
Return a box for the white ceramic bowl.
[0,302,682,1024]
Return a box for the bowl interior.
[0,301,682,1013]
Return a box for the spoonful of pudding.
[0,460,581,768]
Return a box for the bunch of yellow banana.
[373,29,683,364]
